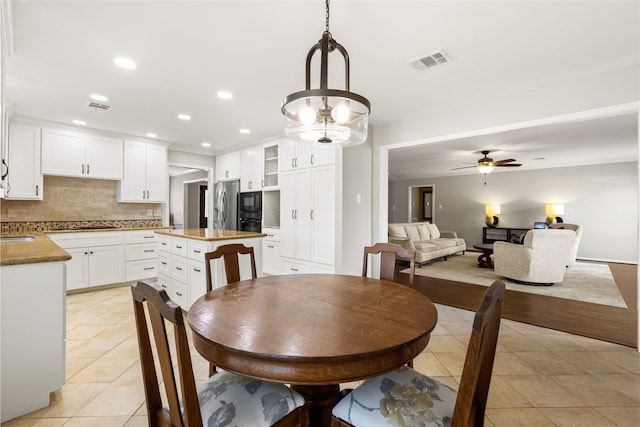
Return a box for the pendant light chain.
[325,0,330,33]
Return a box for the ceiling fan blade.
[450,165,477,170]
[495,163,522,167]
[493,159,517,165]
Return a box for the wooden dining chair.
[203,243,258,375]
[331,280,506,427]
[131,281,306,427]
[363,242,416,286]
[205,243,258,292]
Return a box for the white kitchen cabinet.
[119,140,168,202]
[280,139,338,172]
[48,232,124,291]
[156,233,263,310]
[124,230,160,281]
[42,128,123,179]
[215,151,241,182]
[5,123,42,200]
[263,141,279,189]
[262,227,281,275]
[280,163,337,272]
[240,144,263,192]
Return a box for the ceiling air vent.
[407,50,451,72]
[85,100,114,112]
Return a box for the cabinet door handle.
[144,249,155,253]
[161,242,168,246]
[310,209,314,220]
[142,190,146,199]
[193,249,201,253]
[267,245,274,249]
[161,261,167,265]
[176,291,183,297]
[161,284,167,289]
[81,164,85,174]
[144,267,155,271]
[86,164,90,175]
[84,251,88,255]
[146,190,150,199]
[176,267,183,271]
[35,185,39,196]
[291,268,298,272]
[291,158,295,168]
[291,210,295,220]
[144,235,154,239]
[90,251,94,255]
[193,268,201,273]
[176,245,183,249]
[310,154,314,165]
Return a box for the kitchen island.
[0,235,71,422]
[154,228,266,310]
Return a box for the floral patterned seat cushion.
[332,366,457,427]
[198,371,305,426]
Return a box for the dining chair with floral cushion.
[131,281,306,427]
[331,280,505,427]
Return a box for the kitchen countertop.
[1,235,72,266]
[154,228,267,241]
[45,226,174,234]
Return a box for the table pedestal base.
[292,384,341,427]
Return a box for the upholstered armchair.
[548,223,583,266]
[494,229,576,285]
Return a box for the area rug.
[405,253,627,308]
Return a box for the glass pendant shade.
[477,164,494,174]
[281,7,371,147]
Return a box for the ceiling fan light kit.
[281,0,371,147]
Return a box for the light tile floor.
[2,285,639,426]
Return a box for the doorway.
[408,185,435,223]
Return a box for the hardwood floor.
[397,260,638,348]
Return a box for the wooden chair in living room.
[130,281,306,427]
[204,243,258,375]
[331,280,506,427]
[363,242,416,286]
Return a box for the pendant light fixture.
[281,0,371,147]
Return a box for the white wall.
[389,162,638,263]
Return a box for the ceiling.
[4,1,639,180]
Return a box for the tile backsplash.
[0,175,163,224]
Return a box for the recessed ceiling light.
[201,142,211,148]
[177,114,191,121]
[239,128,250,134]
[90,94,108,102]
[72,119,87,126]
[114,57,137,69]
[146,133,157,138]
[217,91,233,100]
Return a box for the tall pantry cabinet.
[280,141,341,274]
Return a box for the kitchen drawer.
[156,274,170,292]
[281,258,310,275]
[125,230,159,244]
[171,238,188,257]
[188,240,208,261]
[171,280,188,309]
[157,234,170,251]
[263,227,280,242]
[263,240,281,275]
[188,259,207,306]
[126,243,158,261]
[171,255,188,283]
[126,259,157,281]
[49,231,124,248]
[158,252,170,276]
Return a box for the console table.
[483,227,530,244]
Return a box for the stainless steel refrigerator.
[213,179,240,230]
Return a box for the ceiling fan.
[451,150,522,174]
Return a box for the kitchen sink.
[0,236,36,243]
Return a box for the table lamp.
[485,204,501,228]
[545,204,565,225]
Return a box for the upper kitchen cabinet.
[263,141,279,189]
[4,123,43,200]
[215,151,240,182]
[119,141,168,203]
[240,144,263,192]
[41,128,123,179]
[280,139,338,172]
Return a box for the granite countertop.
[154,228,267,241]
[1,235,72,266]
[45,226,174,234]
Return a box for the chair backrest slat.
[131,281,203,427]
[452,280,505,427]
[363,242,415,286]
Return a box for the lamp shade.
[485,204,501,215]
[545,204,565,216]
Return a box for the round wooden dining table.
[188,274,438,427]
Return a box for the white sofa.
[388,222,466,265]
[494,229,576,285]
